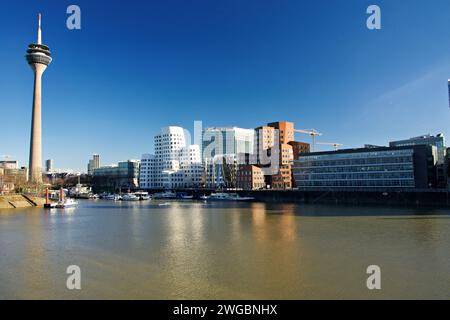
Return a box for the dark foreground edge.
[0,300,447,319]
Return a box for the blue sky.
[1,0,450,172]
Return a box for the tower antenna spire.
[37,13,42,45]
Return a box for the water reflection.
[1,200,450,299]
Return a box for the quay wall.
[145,188,450,207]
[238,189,450,207]
[0,194,45,209]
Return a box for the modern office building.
[289,141,310,160]
[253,125,276,168]
[139,154,156,189]
[26,14,52,183]
[390,134,445,163]
[204,154,238,189]
[390,134,447,187]
[92,160,140,192]
[139,126,203,189]
[293,145,436,190]
[270,143,295,189]
[87,154,100,175]
[202,127,254,162]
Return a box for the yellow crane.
[294,129,322,152]
[316,142,343,151]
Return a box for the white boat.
[208,193,255,201]
[153,191,177,199]
[122,194,140,201]
[200,195,209,200]
[105,194,121,201]
[69,183,92,198]
[177,192,193,199]
[44,202,57,209]
[55,198,78,208]
[99,192,109,198]
[135,191,151,200]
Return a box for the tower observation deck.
[26,14,52,68]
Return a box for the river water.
[1,200,450,299]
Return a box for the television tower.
[25,14,52,183]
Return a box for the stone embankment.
[0,194,45,209]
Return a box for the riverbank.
[0,194,46,209]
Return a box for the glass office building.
[390,134,446,188]
[93,160,140,192]
[202,127,254,160]
[293,145,436,189]
[389,134,445,164]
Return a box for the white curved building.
[140,126,203,189]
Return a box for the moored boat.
[105,194,121,201]
[208,193,255,201]
[177,192,194,200]
[135,191,151,200]
[55,198,78,208]
[122,194,140,201]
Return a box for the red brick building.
[236,165,265,190]
[253,121,310,190]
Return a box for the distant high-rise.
[87,154,100,175]
[93,154,100,169]
[45,159,53,172]
[26,14,52,183]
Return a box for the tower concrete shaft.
[26,14,52,183]
[29,64,47,183]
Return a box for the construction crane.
[0,155,12,160]
[294,129,322,152]
[316,142,343,151]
